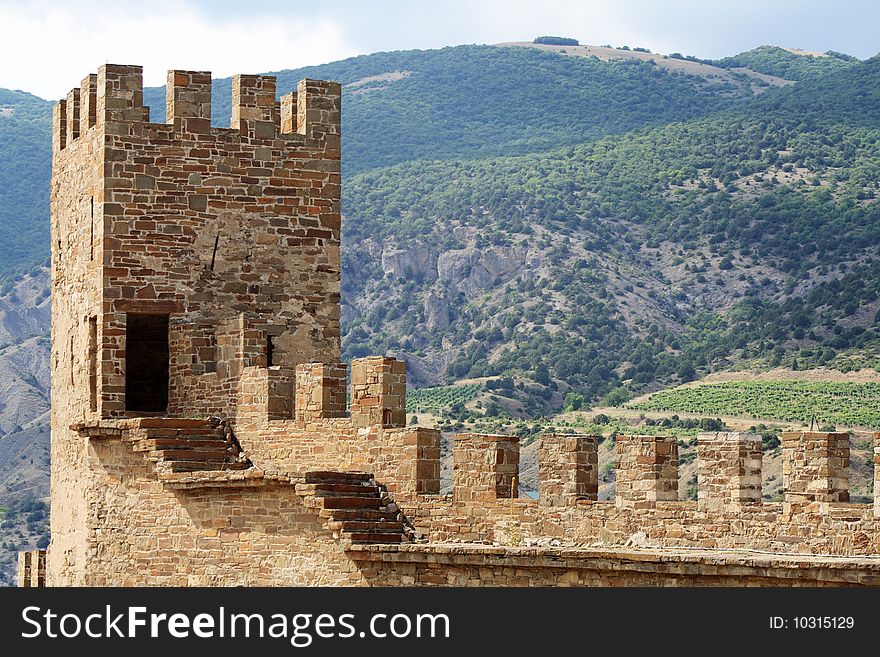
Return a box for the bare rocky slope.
[0,269,50,584]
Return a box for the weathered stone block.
[782,431,849,505]
[616,435,678,508]
[539,433,598,506]
[453,434,519,501]
[697,432,762,511]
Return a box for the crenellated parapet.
[53,64,341,155]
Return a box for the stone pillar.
[231,74,277,140]
[615,435,678,508]
[296,78,341,143]
[350,356,406,428]
[16,550,45,587]
[782,431,849,505]
[65,87,80,145]
[294,362,347,424]
[79,73,97,134]
[30,550,46,587]
[414,428,442,495]
[538,433,598,505]
[17,551,31,588]
[166,70,212,134]
[453,434,519,501]
[280,91,298,134]
[96,64,145,131]
[237,366,293,424]
[393,427,441,496]
[697,432,763,511]
[53,100,67,154]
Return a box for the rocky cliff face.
[382,245,438,282]
[437,244,528,299]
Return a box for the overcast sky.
[2,0,878,99]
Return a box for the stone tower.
[49,64,342,582]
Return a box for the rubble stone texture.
[27,62,880,587]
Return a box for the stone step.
[166,460,250,472]
[153,442,229,452]
[320,508,399,522]
[142,427,221,438]
[133,418,214,429]
[319,496,384,510]
[158,449,229,461]
[304,471,373,485]
[347,532,403,544]
[150,438,229,449]
[329,520,404,534]
[307,482,381,496]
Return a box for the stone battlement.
[53,65,340,153]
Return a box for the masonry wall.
[49,80,105,583]
[55,438,367,586]
[396,431,879,557]
[48,65,343,585]
[52,64,342,422]
[349,545,880,586]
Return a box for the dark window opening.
[125,313,170,413]
[88,316,97,412]
[266,335,276,367]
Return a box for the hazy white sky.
[2,0,878,99]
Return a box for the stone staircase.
[116,421,409,545]
[128,422,252,473]
[296,471,409,544]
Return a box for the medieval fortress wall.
[20,63,880,587]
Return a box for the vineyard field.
[629,380,880,429]
[406,383,483,414]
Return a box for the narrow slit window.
[266,335,275,367]
[88,316,97,412]
[89,197,94,261]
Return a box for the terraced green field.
[406,383,483,414]
[629,381,880,429]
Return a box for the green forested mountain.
[0,90,52,277]
[712,45,858,81]
[143,44,748,174]
[340,54,880,411]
